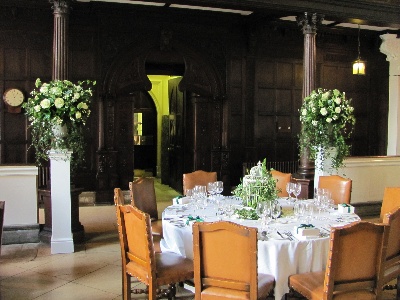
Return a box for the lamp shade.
[353,60,366,75]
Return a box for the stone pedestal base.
[38,188,84,244]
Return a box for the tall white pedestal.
[49,150,74,254]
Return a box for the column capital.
[380,33,400,76]
[297,12,324,35]
[48,149,72,161]
[49,0,72,14]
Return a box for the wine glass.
[286,182,294,201]
[207,182,216,202]
[214,181,224,198]
[292,182,301,201]
[271,201,282,223]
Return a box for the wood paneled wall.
[0,1,389,196]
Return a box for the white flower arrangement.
[23,78,96,170]
[299,88,356,170]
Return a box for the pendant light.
[353,24,366,75]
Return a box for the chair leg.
[149,282,157,300]
[397,275,400,300]
[123,272,131,300]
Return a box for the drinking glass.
[293,183,301,201]
[304,202,314,223]
[194,185,207,210]
[286,182,294,201]
[270,201,282,223]
[293,201,305,221]
[207,182,216,202]
[214,181,224,197]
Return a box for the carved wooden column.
[293,12,323,197]
[50,0,70,80]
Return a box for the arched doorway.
[96,36,226,202]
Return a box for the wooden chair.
[382,206,400,297]
[318,175,352,205]
[288,221,389,300]
[0,201,4,255]
[183,170,217,196]
[271,170,291,197]
[116,202,194,300]
[115,187,161,253]
[193,221,275,299]
[129,178,163,237]
[380,187,400,222]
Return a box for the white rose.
[326,117,332,123]
[34,105,41,112]
[335,107,341,113]
[54,98,64,108]
[74,93,80,100]
[76,111,82,119]
[40,85,49,94]
[50,87,62,96]
[335,97,341,104]
[302,109,307,116]
[332,115,338,120]
[312,107,316,113]
[322,92,330,100]
[40,99,51,109]
[312,120,318,126]
[320,108,328,116]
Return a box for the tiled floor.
[0,180,398,299]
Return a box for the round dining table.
[160,197,361,300]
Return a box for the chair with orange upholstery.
[271,170,291,197]
[193,221,275,299]
[182,170,217,195]
[129,178,163,237]
[380,187,400,222]
[382,206,400,297]
[115,187,162,253]
[115,197,194,300]
[288,221,389,300]
[318,175,352,205]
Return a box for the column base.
[51,237,74,254]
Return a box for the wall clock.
[3,88,25,113]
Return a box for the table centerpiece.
[299,88,356,171]
[23,78,96,171]
[232,159,280,219]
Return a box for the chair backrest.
[271,170,291,197]
[114,188,129,269]
[324,221,389,298]
[119,204,155,285]
[380,187,400,222]
[382,206,400,284]
[193,221,258,299]
[318,175,352,205]
[182,170,217,195]
[129,177,158,221]
[0,201,4,254]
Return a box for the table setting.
[161,176,360,300]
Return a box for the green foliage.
[233,207,259,220]
[232,158,280,209]
[299,88,356,170]
[23,78,96,171]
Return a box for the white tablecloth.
[160,198,360,300]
